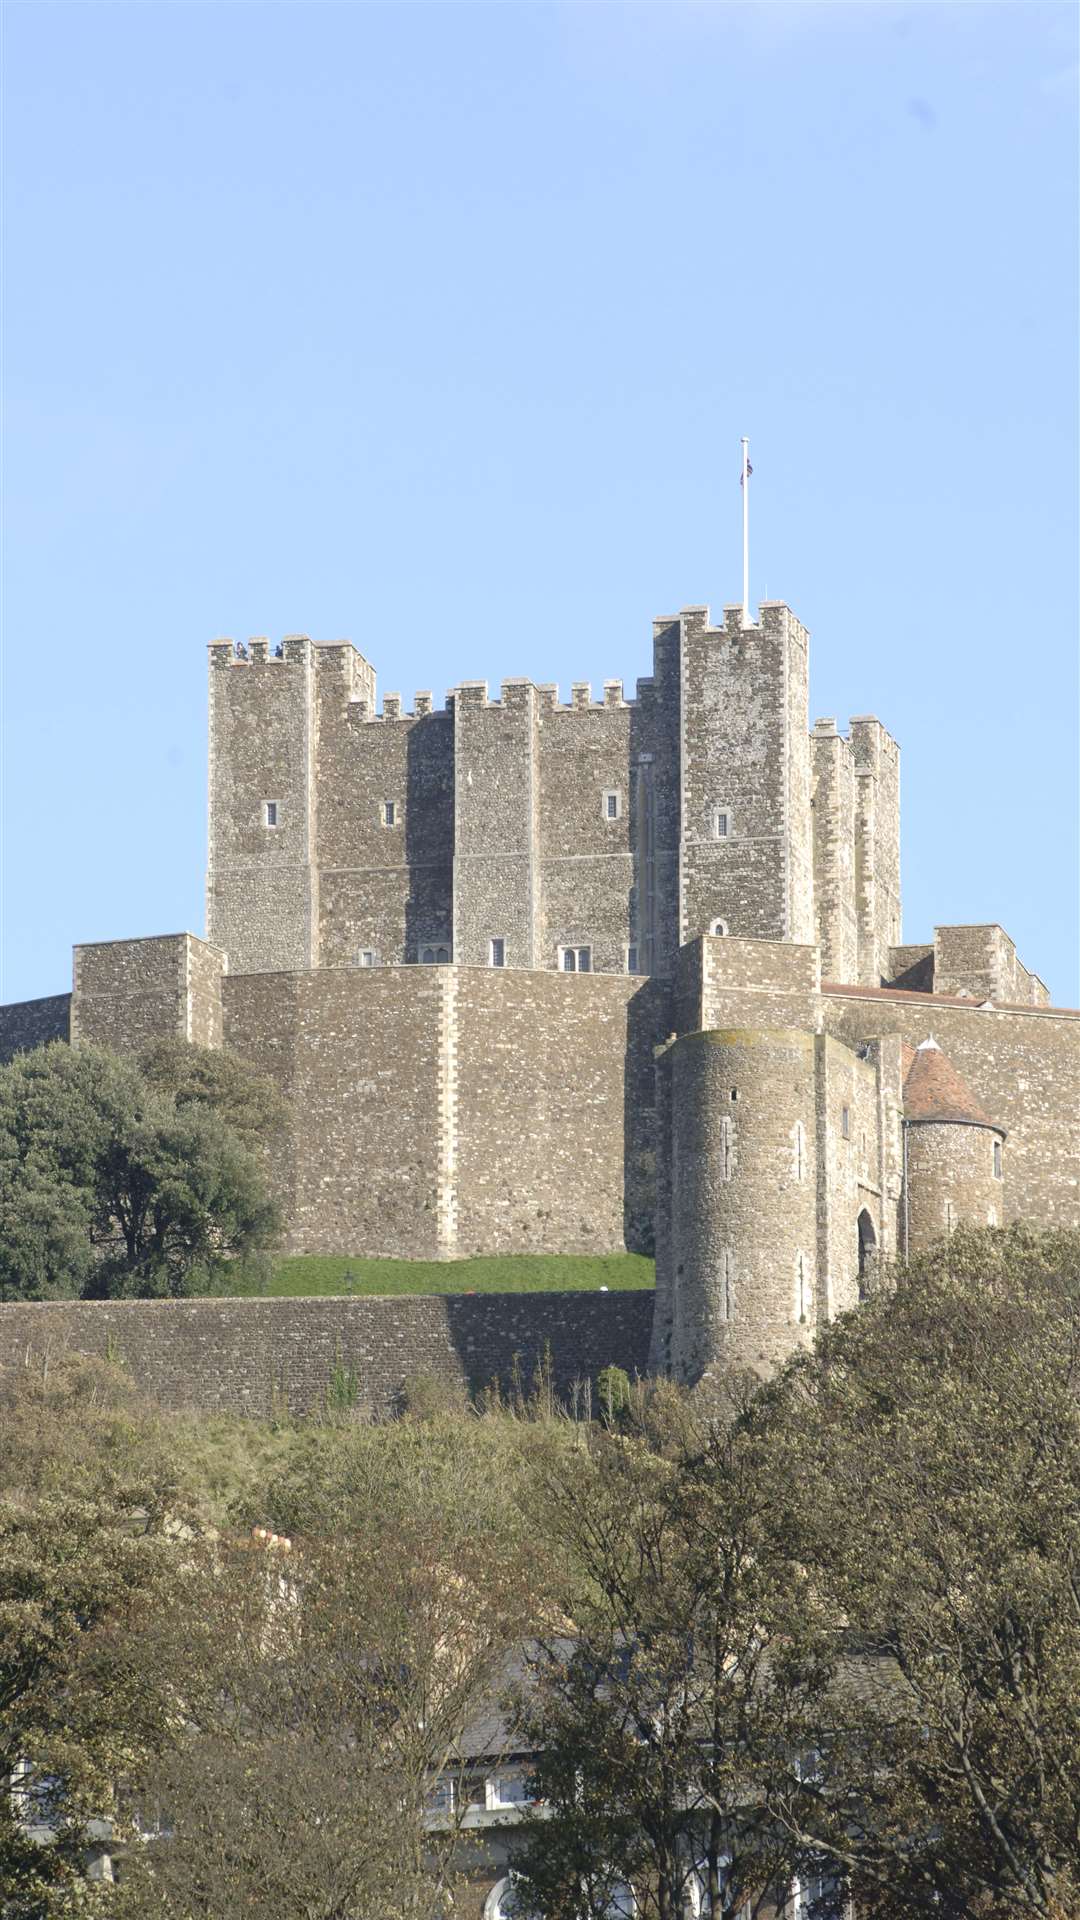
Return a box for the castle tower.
[657,1027,821,1383]
[902,1036,1006,1249]
[812,715,901,987]
[676,603,814,950]
[207,637,379,974]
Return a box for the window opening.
[841,1104,850,1139]
[419,943,451,965]
[626,944,639,974]
[718,1117,733,1182]
[382,800,396,826]
[710,918,729,937]
[559,946,592,973]
[486,1774,533,1810]
[993,1139,1002,1178]
[489,937,506,968]
[857,1209,877,1301]
[357,950,377,968]
[714,810,731,839]
[603,789,622,820]
[796,1253,811,1324]
[264,801,279,827]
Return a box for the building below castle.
[3,599,1077,1384]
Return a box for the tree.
[0,1352,188,1918]
[511,1398,820,1920]
[759,1226,1080,1920]
[115,1411,558,1919]
[138,1037,288,1147]
[0,1041,280,1300]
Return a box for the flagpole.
[741,436,750,628]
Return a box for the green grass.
[221,1251,655,1298]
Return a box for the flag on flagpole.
[740,459,753,486]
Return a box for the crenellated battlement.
[206,592,902,993]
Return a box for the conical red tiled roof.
[902,1036,1002,1130]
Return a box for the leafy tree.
[759,1225,1080,1920]
[0,1041,280,1300]
[138,1037,287,1146]
[0,1354,187,1917]
[115,1412,559,1919]
[511,1402,818,1920]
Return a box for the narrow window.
[603,789,621,821]
[718,1117,733,1181]
[626,944,639,974]
[577,947,591,973]
[857,1209,877,1300]
[489,937,506,968]
[841,1105,850,1140]
[264,800,279,827]
[721,1249,735,1322]
[730,1087,739,1103]
[382,800,396,827]
[710,918,729,937]
[796,1253,811,1324]
[714,810,731,839]
[946,1200,955,1233]
[993,1139,1002,1178]
[418,942,450,965]
[357,950,377,968]
[562,947,576,973]
[793,1121,804,1182]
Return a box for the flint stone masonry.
[0,993,71,1063]
[905,1118,1005,1251]
[222,964,670,1260]
[72,935,226,1054]
[0,1293,655,1420]
[206,602,901,984]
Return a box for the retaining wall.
[0,1291,656,1420]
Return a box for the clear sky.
[2,1,1077,1006]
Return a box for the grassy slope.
[224,1252,655,1298]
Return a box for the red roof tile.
[902,1039,1002,1130]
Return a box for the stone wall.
[0,993,71,1063]
[219,964,669,1261]
[204,599,852,987]
[904,1119,1004,1251]
[207,637,325,973]
[72,935,226,1053]
[451,969,668,1258]
[658,1028,821,1384]
[823,987,1079,1230]
[850,718,902,986]
[223,965,448,1258]
[680,605,813,949]
[0,1291,655,1420]
[933,924,1051,1008]
[811,721,858,983]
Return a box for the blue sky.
[2,1,1077,1005]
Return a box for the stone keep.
[204,603,899,983]
[2,597,1078,1390]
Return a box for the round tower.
[902,1036,1006,1252]
[667,1028,819,1384]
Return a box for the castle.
[3,597,1078,1384]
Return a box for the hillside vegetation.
[2,1226,1077,1919]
